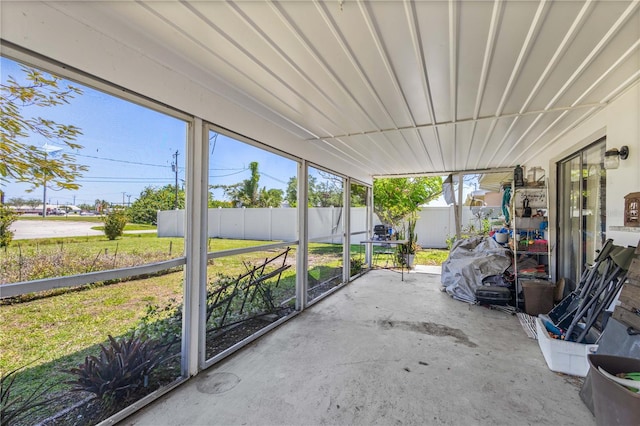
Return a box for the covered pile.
[441,236,512,303]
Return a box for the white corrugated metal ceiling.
[2,1,639,180]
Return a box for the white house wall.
[539,84,640,248]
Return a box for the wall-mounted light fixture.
[604,145,629,169]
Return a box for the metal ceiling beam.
[306,101,607,141]
[373,166,514,179]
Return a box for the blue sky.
[2,56,476,209]
[1,56,298,207]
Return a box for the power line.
[72,153,172,168]
[78,176,173,180]
[74,152,245,173]
[261,171,289,185]
[77,180,172,183]
[209,169,248,178]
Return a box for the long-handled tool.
[547,239,616,328]
[563,259,619,341]
[564,246,636,342]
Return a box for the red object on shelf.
[529,240,548,252]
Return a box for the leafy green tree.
[285,177,298,207]
[314,180,343,207]
[256,187,283,207]
[26,198,40,208]
[350,184,367,207]
[77,203,94,211]
[0,204,17,247]
[208,199,233,208]
[286,175,343,207]
[207,188,232,208]
[6,197,25,207]
[1,65,87,190]
[128,185,185,225]
[373,177,442,229]
[213,162,283,207]
[103,208,127,240]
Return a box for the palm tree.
[257,187,283,207]
[95,199,109,213]
[240,161,260,206]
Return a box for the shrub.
[136,299,183,349]
[0,204,17,248]
[350,256,364,276]
[67,333,168,407]
[1,363,59,426]
[103,209,127,240]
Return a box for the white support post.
[456,173,463,238]
[343,178,351,283]
[296,161,309,311]
[182,118,208,377]
[366,184,374,267]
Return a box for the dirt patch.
[205,310,292,359]
[377,319,478,348]
[560,372,585,389]
[196,372,241,395]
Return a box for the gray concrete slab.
[411,265,442,275]
[10,219,156,239]
[11,219,104,239]
[126,270,594,426]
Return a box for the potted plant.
[396,214,418,268]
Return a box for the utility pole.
[41,144,63,217]
[172,150,179,209]
[127,194,132,207]
[122,192,126,208]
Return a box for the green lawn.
[2,237,448,371]
[1,237,299,367]
[0,234,448,414]
[415,248,449,265]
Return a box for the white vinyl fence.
[157,207,344,243]
[158,205,503,249]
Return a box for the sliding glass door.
[557,138,606,291]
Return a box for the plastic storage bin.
[536,317,598,377]
[522,280,554,316]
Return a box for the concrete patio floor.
[125,269,594,426]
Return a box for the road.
[10,220,156,240]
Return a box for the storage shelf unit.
[511,182,551,308]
